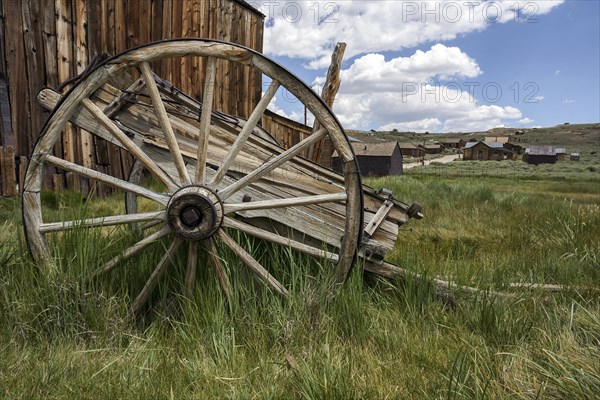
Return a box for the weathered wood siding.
[261,109,336,168]
[261,109,312,150]
[0,0,264,193]
[332,152,403,177]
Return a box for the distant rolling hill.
[346,123,600,150]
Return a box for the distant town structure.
[503,142,524,154]
[523,146,557,165]
[421,143,445,154]
[463,141,517,161]
[437,138,466,149]
[484,136,510,144]
[555,148,567,161]
[332,141,403,176]
[570,153,581,161]
[397,142,425,158]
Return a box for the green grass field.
[1,168,599,398]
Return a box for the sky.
[247,0,600,133]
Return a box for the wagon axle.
[166,185,224,242]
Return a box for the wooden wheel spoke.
[82,98,178,192]
[140,220,164,231]
[131,239,182,316]
[217,230,290,299]
[40,211,165,233]
[195,56,217,183]
[223,217,339,262]
[219,127,328,199]
[210,79,281,186]
[139,62,191,186]
[224,192,347,214]
[90,226,171,278]
[202,238,231,301]
[185,242,199,297]
[45,154,169,205]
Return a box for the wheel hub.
[167,185,223,241]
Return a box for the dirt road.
[403,154,461,169]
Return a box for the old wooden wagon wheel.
[23,39,362,314]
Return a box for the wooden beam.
[309,42,346,165]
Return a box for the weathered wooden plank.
[0,146,16,196]
[56,0,77,169]
[138,0,151,46]
[180,0,192,95]
[103,0,115,56]
[86,0,103,57]
[151,0,164,43]
[21,0,45,148]
[114,0,127,53]
[52,173,64,192]
[190,0,202,100]
[126,0,140,49]
[18,156,28,194]
[0,76,12,147]
[4,0,30,155]
[74,0,93,197]
[0,0,6,81]
[160,0,173,81]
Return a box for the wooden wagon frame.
[23,39,422,314]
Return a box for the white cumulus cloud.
[324,44,481,94]
[379,118,442,132]
[259,0,565,69]
[325,47,523,132]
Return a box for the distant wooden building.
[570,153,580,161]
[503,142,524,154]
[438,138,465,149]
[332,141,403,177]
[523,146,557,165]
[555,148,567,161]
[421,143,445,154]
[463,141,516,161]
[398,142,425,158]
[484,136,510,144]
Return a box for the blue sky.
[253,0,599,132]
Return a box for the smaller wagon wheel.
[23,39,362,314]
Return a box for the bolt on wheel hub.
[167,185,223,241]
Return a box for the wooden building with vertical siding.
[463,141,517,161]
[523,146,557,165]
[332,141,403,177]
[0,0,265,194]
